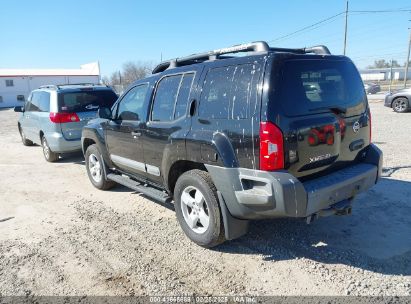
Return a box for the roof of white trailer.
[0,62,100,77]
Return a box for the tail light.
[259,121,284,171]
[49,112,80,123]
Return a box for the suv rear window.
[276,59,366,117]
[58,89,118,112]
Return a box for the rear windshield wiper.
[309,105,347,114]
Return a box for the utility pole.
[404,28,411,88]
[343,0,349,55]
[389,59,394,93]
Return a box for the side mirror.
[98,107,112,119]
[14,106,24,113]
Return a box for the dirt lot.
[0,102,410,297]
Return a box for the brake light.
[259,121,284,171]
[49,112,80,123]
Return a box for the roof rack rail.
[152,41,331,74]
[38,83,106,90]
[152,41,270,74]
[56,83,104,87]
[268,45,330,55]
[39,85,58,90]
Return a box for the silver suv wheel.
[42,138,50,159]
[180,186,210,234]
[88,154,102,183]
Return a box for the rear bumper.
[45,132,81,153]
[206,144,383,220]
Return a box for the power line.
[268,12,345,43]
[349,9,411,13]
[268,8,411,44]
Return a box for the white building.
[360,67,411,82]
[0,62,100,108]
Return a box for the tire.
[392,97,409,113]
[174,169,225,248]
[19,126,33,146]
[85,144,115,190]
[41,136,59,162]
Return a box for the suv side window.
[199,64,257,120]
[38,91,51,112]
[231,64,257,119]
[174,73,194,119]
[24,94,32,111]
[28,92,41,112]
[199,66,236,119]
[151,75,182,122]
[117,84,149,121]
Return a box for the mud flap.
[217,191,249,240]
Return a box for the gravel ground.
[0,102,410,296]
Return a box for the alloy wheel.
[88,154,102,183]
[180,186,210,234]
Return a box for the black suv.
[81,41,382,247]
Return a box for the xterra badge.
[309,153,332,163]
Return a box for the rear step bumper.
[206,144,382,220]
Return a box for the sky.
[1,0,410,78]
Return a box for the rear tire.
[174,169,225,248]
[392,97,409,113]
[19,126,33,146]
[41,136,59,162]
[85,144,115,190]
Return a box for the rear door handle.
[131,131,141,137]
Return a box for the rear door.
[270,58,370,178]
[34,91,52,143]
[143,71,198,184]
[105,84,150,176]
[21,94,36,141]
[58,89,118,140]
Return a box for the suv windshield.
[276,59,366,117]
[58,89,118,112]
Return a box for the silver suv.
[14,84,118,162]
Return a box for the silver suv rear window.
[58,90,118,112]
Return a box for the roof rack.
[152,41,331,74]
[39,85,58,90]
[56,83,105,87]
[38,83,107,90]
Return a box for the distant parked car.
[384,88,411,113]
[14,84,118,162]
[364,82,381,94]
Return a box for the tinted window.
[174,73,194,119]
[200,66,235,119]
[38,92,50,112]
[117,84,148,121]
[28,92,41,112]
[231,64,257,119]
[58,90,118,113]
[276,59,366,117]
[152,75,182,121]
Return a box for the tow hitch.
[306,199,353,224]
